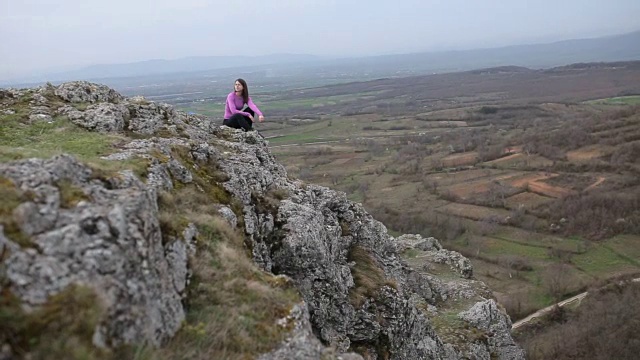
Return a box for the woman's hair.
[236,78,249,104]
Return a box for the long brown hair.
[236,78,249,104]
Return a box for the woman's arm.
[246,97,263,117]
[226,93,251,117]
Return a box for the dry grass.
[0,285,107,359]
[437,203,512,222]
[527,181,575,198]
[0,176,33,247]
[441,152,478,167]
[134,217,301,360]
[348,245,396,308]
[56,179,89,208]
[566,145,611,162]
[504,192,554,210]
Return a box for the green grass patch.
[482,237,550,260]
[490,232,585,254]
[87,157,152,182]
[428,304,491,349]
[177,102,224,117]
[403,248,420,259]
[259,91,386,112]
[604,235,640,266]
[528,288,555,309]
[0,285,107,359]
[572,244,638,277]
[0,115,124,162]
[0,176,34,247]
[585,95,640,105]
[267,132,329,146]
[348,245,396,308]
[56,179,89,208]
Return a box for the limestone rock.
[0,155,185,347]
[217,205,238,228]
[459,300,526,359]
[67,103,128,132]
[396,233,443,252]
[126,101,176,135]
[167,158,192,184]
[211,129,522,358]
[258,302,364,360]
[55,81,124,103]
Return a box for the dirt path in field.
[512,277,640,330]
[527,181,574,198]
[584,176,606,191]
[484,152,522,164]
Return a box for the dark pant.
[223,107,254,131]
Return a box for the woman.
[223,78,265,131]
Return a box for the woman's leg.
[240,107,255,131]
[224,113,253,131]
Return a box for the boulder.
[55,81,124,103]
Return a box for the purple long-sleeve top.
[224,92,263,119]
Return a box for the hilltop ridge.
[0,81,524,359]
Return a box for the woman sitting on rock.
[223,78,264,131]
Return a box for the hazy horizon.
[2,0,640,80]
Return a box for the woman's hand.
[248,114,254,121]
[258,115,265,122]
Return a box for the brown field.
[443,181,490,199]
[483,154,554,169]
[507,172,556,188]
[437,203,512,222]
[420,120,469,128]
[327,156,358,166]
[441,152,478,167]
[441,172,524,199]
[504,192,554,209]
[416,107,475,120]
[256,61,640,325]
[425,168,503,186]
[527,181,575,198]
[566,145,611,162]
[484,152,524,165]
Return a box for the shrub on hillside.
[522,282,640,360]
[542,191,640,240]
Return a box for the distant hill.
[331,30,640,74]
[2,30,639,86]
[69,53,323,79]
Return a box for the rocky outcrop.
[460,300,523,360]
[0,155,189,347]
[66,103,128,132]
[54,81,123,104]
[0,81,525,359]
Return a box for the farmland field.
[179,60,640,322]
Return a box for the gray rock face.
[459,300,526,359]
[67,103,128,132]
[51,81,191,135]
[259,302,364,360]
[211,128,524,359]
[0,155,186,347]
[54,81,124,103]
[126,101,176,135]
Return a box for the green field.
[585,95,640,105]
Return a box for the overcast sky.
[1,0,639,79]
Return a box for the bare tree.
[542,263,574,301]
